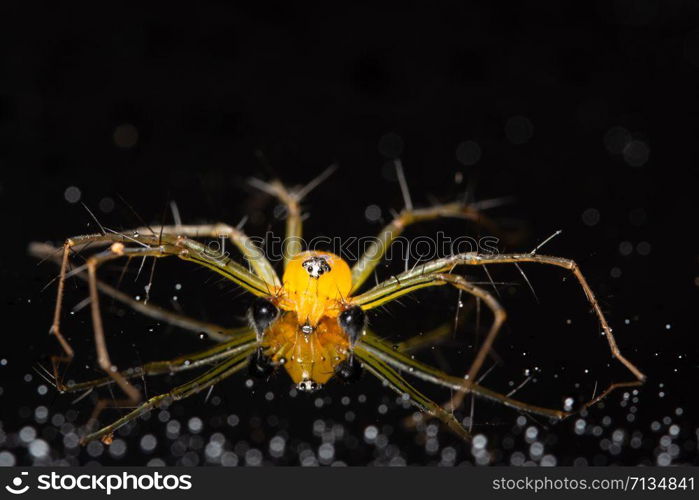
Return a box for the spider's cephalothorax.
[278,250,351,326]
[257,250,362,392]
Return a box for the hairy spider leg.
[354,345,472,441]
[350,202,510,295]
[361,331,571,419]
[352,254,645,416]
[30,242,246,342]
[80,344,256,444]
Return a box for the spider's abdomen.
[279,251,352,326]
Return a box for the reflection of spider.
[30,165,645,444]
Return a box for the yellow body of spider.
[278,251,352,326]
[264,251,354,389]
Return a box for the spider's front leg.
[40,224,266,364]
[31,241,253,342]
[43,233,162,390]
[132,223,281,288]
[349,201,509,295]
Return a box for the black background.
[0,2,697,466]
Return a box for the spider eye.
[249,297,279,337]
[249,348,275,379]
[297,379,321,392]
[338,306,366,346]
[335,357,363,383]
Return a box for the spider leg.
[56,232,271,297]
[80,344,255,444]
[353,345,471,441]
[49,330,256,394]
[360,331,570,420]
[31,241,251,342]
[451,253,645,383]
[52,223,280,289]
[269,180,303,267]
[356,273,505,411]
[350,201,507,294]
[37,234,162,390]
[132,224,280,288]
[579,380,643,411]
[249,166,336,269]
[430,274,505,411]
[50,240,77,359]
[171,236,273,297]
[33,228,269,356]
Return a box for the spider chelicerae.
[29,164,645,444]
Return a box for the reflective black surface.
[0,2,697,465]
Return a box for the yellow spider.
[29,165,645,444]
